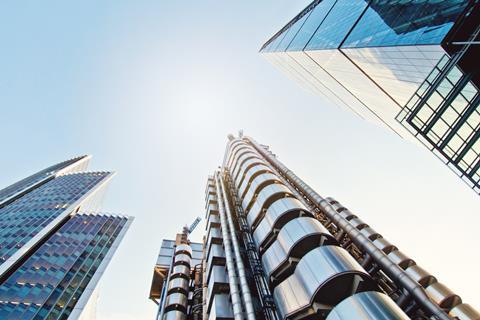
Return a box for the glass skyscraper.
[0,156,132,319]
[149,133,479,320]
[260,0,480,193]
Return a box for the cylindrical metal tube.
[214,172,244,320]
[219,174,257,320]
[202,243,208,320]
[246,136,452,320]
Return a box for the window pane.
[287,0,337,51]
[275,13,310,52]
[306,0,368,50]
[343,0,469,48]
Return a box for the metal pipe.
[219,173,257,320]
[214,172,244,320]
[202,243,208,320]
[157,250,175,320]
[245,136,452,320]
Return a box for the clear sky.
[0,1,479,319]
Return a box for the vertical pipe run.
[156,257,174,320]
[245,136,451,320]
[219,173,257,320]
[202,246,208,320]
[214,172,244,320]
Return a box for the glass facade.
[0,214,128,319]
[0,172,110,266]
[305,0,368,50]
[261,0,480,193]
[343,1,469,48]
[0,156,89,205]
[397,55,480,192]
[262,0,469,53]
[0,158,132,319]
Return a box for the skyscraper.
[0,156,132,319]
[260,1,480,193]
[149,133,479,320]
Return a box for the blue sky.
[0,1,479,319]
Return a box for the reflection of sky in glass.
[305,0,368,50]
[287,0,336,52]
[0,157,85,204]
[264,0,469,52]
[0,172,109,265]
[343,0,469,48]
[0,214,127,319]
[401,55,480,186]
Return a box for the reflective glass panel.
[274,13,311,52]
[287,0,337,51]
[305,0,369,50]
[343,0,469,48]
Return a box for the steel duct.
[218,174,257,320]
[214,172,244,320]
[245,136,452,320]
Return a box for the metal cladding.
[326,292,409,320]
[151,133,478,320]
[273,245,378,319]
[163,243,192,318]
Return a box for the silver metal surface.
[387,250,415,270]
[349,218,368,230]
[273,245,377,319]
[338,209,357,221]
[242,173,282,210]
[404,265,436,287]
[246,136,453,320]
[246,184,293,230]
[163,310,187,320]
[205,201,219,219]
[206,212,220,231]
[168,277,189,295]
[360,227,381,241]
[253,197,312,252]
[326,291,409,320]
[234,159,267,187]
[372,238,397,254]
[229,145,256,174]
[208,293,235,320]
[205,226,222,254]
[214,172,244,320]
[164,292,188,312]
[174,254,191,267]
[171,265,190,279]
[225,140,244,166]
[207,265,230,313]
[232,154,263,182]
[206,244,226,284]
[426,282,462,310]
[218,174,256,320]
[449,303,480,320]
[238,164,273,198]
[227,145,251,169]
[262,217,336,286]
[229,144,255,166]
[225,140,244,167]
[230,150,259,176]
[175,244,192,257]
